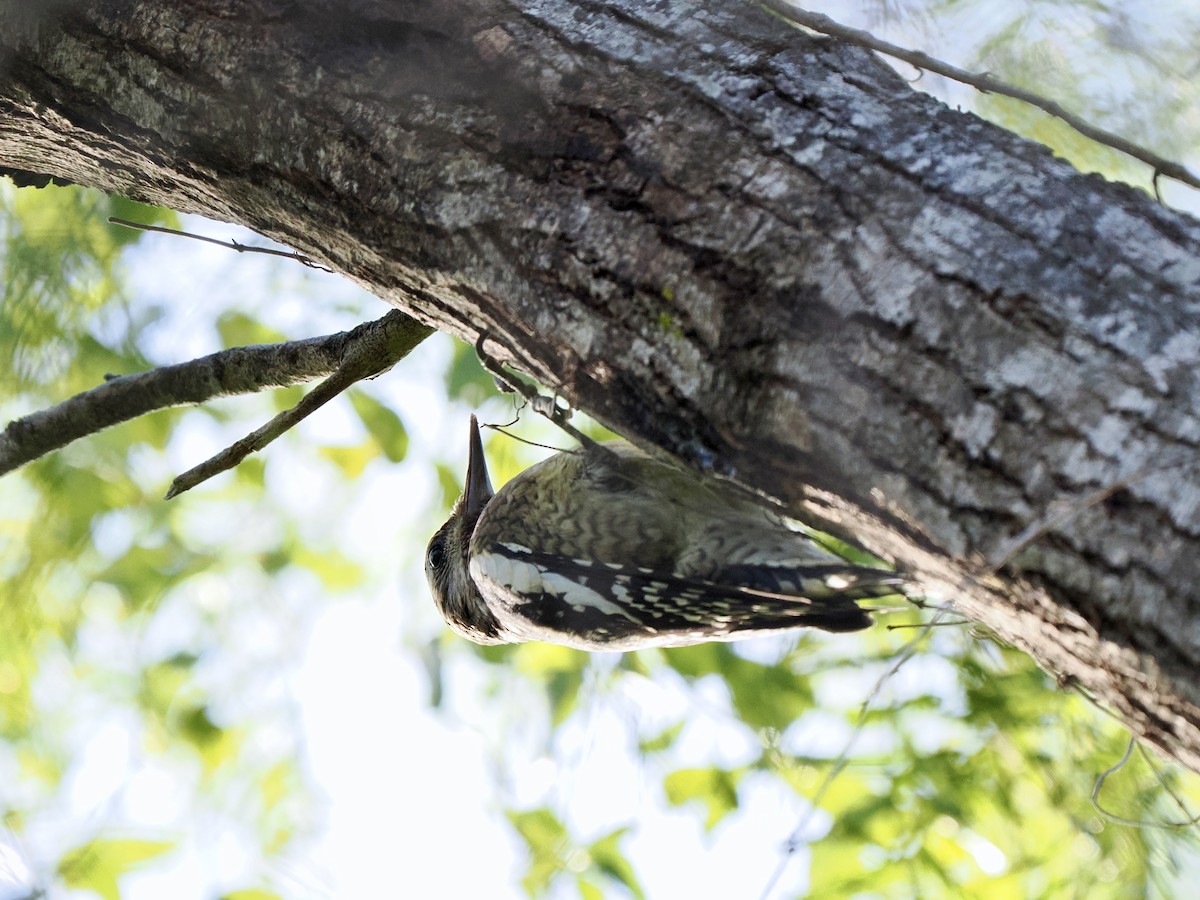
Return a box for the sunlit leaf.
[349,389,408,462]
[318,442,375,479]
[295,546,365,592]
[588,828,645,900]
[724,656,813,731]
[176,704,243,773]
[663,768,740,831]
[269,383,306,413]
[638,722,683,755]
[514,643,587,726]
[58,838,174,900]
[507,808,569,897]
[446,340,497,404]
[809,838,868,896]
[216,311,287,349]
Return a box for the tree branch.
[0,310,432,478]
[762,2,1200,194]
[164,309,431,497]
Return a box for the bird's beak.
[464,414,494,518]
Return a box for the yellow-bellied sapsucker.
[425,416,904,650]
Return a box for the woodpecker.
[425,416,904,651]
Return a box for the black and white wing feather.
[469,542,900,651]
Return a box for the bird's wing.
[469,541,882,649]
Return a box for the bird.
[425,415,905,651]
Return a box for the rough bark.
[2,1,1200,768]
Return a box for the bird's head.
[425,415,507,644]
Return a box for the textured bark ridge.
[2,1,1200,767]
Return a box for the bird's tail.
[721,562,910,602]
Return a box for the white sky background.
[2,1,1198,897]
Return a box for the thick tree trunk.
[3,1,1200,768]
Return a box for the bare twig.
[1140,744,1200,830]
[760,3,1200,193]
[164,363,356,498]
[475,332,595,448]
[108,217,334,271]
[0,311,431,479]
[164,311,432,498]
[758,610,945,899]
[1089,737,1200,828]
[988,479,1135,572]
[987,462,1192,572]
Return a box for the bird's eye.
[427,538,446,570]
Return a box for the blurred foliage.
[348,389,409,463]
[4,3,1200,898]
[907,0,1200,196]
[506,809,645,899]
[0,185,177,392]
[58,838,175,900]
[0,181,355,898]
[471,622,1200,899]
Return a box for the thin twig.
[164,312,432,498]
[987,462,1190,572]
[475,333,594,449]
[1089,737,1200,828]
[988,479,1135,572]
[484,427,572,456]
[108,217,333,271]
[886,617,967,630]
[1091,737,1140,825]
[1139,745,1200,830]
[760,3,1200,193]
[164,365,357,498]
[758,611,945,899]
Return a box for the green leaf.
[507,808,568,852]
[808,838,867,896]
[666,645,814,730]
[139,654,197,720]
[446,339,497,403]
[179,703,222,745]
[638,721,683,755]
[236,455,267,489]
[216,311,286,348]
[318,443,375,479]
[507,808,569,897]
[295,546,365,592]
[588,828,645,899]
[176,704,242,772]
[1,186,173,394]
[58,838,174,900]
[269,383,305,413]
[106,197,180,246]
[724,656,813,731]
[436,461,465,509]
[661,643,726,678]
[515,643,587,726]
[96,542,217,610]
[348,389,408,462]
[663,767,740,831]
